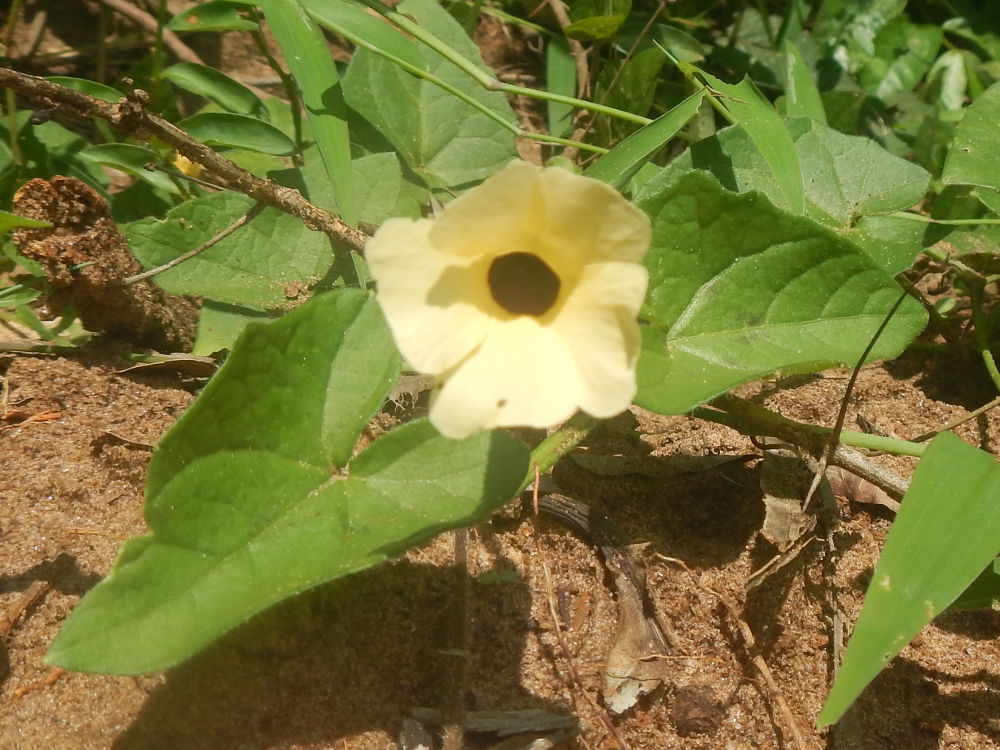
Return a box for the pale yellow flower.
[366,160,650,439]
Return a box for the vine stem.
[0,67,367,256]
[358,0,651,127]
[519,412,599,493]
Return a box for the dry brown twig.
[0,67,367,257]
[95,0,204,66]
[530,468,630,750]
[0,580,49,640]
[440,528,471,750]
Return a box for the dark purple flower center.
[487,252,561,317]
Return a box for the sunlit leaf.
[819,432,1000,726]
[782,41,826,123]
[342,0,516,188]
[179,112,296,155]
[163,62,269,120]
[585,90,704,190]
[46,290,529,674]
[305,0,427,72]
[260,0,356,223]
[635,171,926,414]
[943,82,1000,192]
[660,117,930,272]
[125,192,333,308]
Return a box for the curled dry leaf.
[826,465,900,513]
[759,452,815,551]
[601,544,673,713]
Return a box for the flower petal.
[365,218,492,374]
[536,166,651,266]
[551,262,648,417]
[429,317,583,439]
[430,161,542,260]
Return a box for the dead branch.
[95,0,204,66]
[0,67,367,257]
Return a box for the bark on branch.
[0,66,367,256]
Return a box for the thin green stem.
[519,412,599,493]
[887,211,1000,226]
[699,396,926,457]
[360,0,651,126]
[969,284,1000,393]
[659,50,737,127]
[492,81,650,125]
[838,430,926,456]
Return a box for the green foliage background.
[2,0,998,729]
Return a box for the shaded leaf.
[79,144,181,195]
[949,559,1000,611]
[545,36,576,138]
[0,210,51,232]
[167,0,258,31]
[163,62,269,120]
[45,76,121,103]
[634,171,926,415]
[342,0,516,188]
[692,68,804,215]
[192,300,271,355]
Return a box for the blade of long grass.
[259,0,356,225]
[585,90,705,189]
[353,0,651,126]
[545,36,577,137]
[308,0,607,155]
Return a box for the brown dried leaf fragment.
[601,544,673,713]
[826,465,900,513]
[12,176,197,351]
[759,452,815,551]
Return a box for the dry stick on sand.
[440,529,471,750]
[656,556,809,750]
[0,68,367,257]
[0,580,49,641]
[530,469,630,750]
